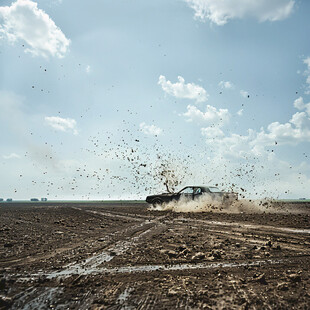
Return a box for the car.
[30,198,39,202]
[6,198,13,202]
[146,185,238,206]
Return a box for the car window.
[209,187,222,193]
[179,187,194,194]
[194,188,202,195]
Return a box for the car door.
[193,187,202,199]
[179,187,195,200]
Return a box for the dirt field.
[0,201,309,309]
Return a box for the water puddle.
[277,227,310,234]
[47,222,162,278]
[40,258,283,279]
[11,287,63,310]
[117,287,134,309]
[179,218,310,234]
[47,251,114,278]
[95,258,282,274]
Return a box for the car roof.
[184,185,213,188]
[180,186,217,191]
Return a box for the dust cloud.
[149,194,287,214]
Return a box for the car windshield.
[209,187,222,193]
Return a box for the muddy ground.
[0,201,309,309]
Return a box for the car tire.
[152,198,163,206]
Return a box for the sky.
[0,0,310,200]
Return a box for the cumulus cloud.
[139,122,162,136]
[45,116,78,135]
[203,98,310,159]
[201,126,224,139]
[207,129,259,158]
[183,104,230,126]
[185,0,295,25]
[219,80,234,89]
[0,0,70,58]
[294,97,310,114]
[257,111,310,145]
[3,153,21,159]
[304,57,310,67]
[158,75,208,103]
[240,90,249,98]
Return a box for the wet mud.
[0,202,309,309]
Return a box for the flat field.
[0,201,309,309]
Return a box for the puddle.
[118,288,132,303]
[15,257,289,283]
[118,287,134,310]
[39,258,284,279]
[11,287,63,310]
[47,222,163,278]
[96,258,283,274]
[179,218,310,234]
[47,251,114,278]
[277,227,310,234]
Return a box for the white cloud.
[3,153,21,159]
[185,0,295,25]
[294,97,310,115]
[303,57,310,94]
[237,109,243,116]
[293,96,304,110]
[304,57,310,68]
[86,65,91,74]
[158,75,208,103]
[45,116,78,135]
[201,126,224,139]
[203,98,310,159]
[240,90,249,98]
[202,128,256,158]
[183,104,230,126]
[139,122,162,136]
[219,80,234,89]
[0,0,70,58]
[258,111,310,145]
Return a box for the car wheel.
[152,198,163,206]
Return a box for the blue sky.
[0,0,310,199]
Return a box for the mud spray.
[150,194,292,213]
